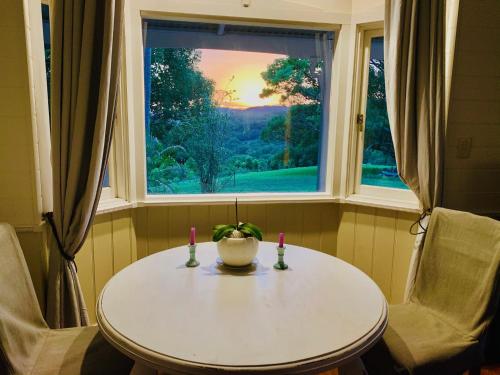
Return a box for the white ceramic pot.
[217,237,259,267]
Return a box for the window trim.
[125,3,341,203]
[347,25,419,209]
[97,68,131,212]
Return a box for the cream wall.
[444,0,500,214]
[0,0,39,228]
[0,0,48,310]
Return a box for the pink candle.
[189,227,196,245]
[278,232,285,248]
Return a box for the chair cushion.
[384,303,482,375]
[33,325,134,375]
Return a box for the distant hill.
[218,105,288,123]
[218,105,288,142]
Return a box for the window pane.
[102,167,110,188]
[41,4,50,103]
[143,20,333,194]
[361,37,408,190]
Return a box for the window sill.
[342,194,421,213]
[97,198,135,215]
[140,192,337,206]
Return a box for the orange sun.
[197,49,285,108]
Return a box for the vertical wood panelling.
[168,206,191,248]
[302,205,322,250]
[112,209,132,273]
[337,204,417,303]
[189,206,211,243]
[76,230,96,323]
[92,214,114,308]
[246,204,268,235]
[353,206,376,276]
[320,203,339,256]
[236,204,249,223]
[282,204,303,245]
[209,205,229,230]
[130,210,138,263]
[75,203,418,324]
[390,211,418,303]
[134,207,148,260]
[336,205,356,263]
[266,204,282,243]
[147,207,169,254]
[371,209,397,300]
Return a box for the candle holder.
[185,244,200,267]
[273,246,288,270]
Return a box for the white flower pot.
[217,237,259,267]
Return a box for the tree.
[260,57,322,168]
[260,57,321,105]
[363,59,395,166]
[261,105,320,167]
[146,47,230,193]
[171,110,230,193]
[148,48,214,145]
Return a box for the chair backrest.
[411,208,500,339]
[0,223,48,374]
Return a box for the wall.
[0,0,48,311]
[77,204,417,323]
[444,0,500,214]
[0,0,39,228]
[337,205,416,303]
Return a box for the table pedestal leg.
[130,361,157,375]
[338,358,367,375]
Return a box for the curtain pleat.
[46,0,124,328]
[384,0,446,300]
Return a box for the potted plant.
[212,199,263,266]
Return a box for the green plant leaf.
[239,223,263,241]
[213,224,229,231]
[212,224,236,242]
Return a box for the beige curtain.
[45,0,124,328]
[384,0,446,299]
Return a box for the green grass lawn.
[169,166,319,194]
[361,164,408,189]
[149,164,408,194]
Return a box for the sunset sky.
[197,49,286,108]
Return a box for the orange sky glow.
[197,49,287,109]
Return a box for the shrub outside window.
[142,20,334,195]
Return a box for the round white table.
[97,242,387,374]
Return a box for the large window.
[143,20,334,195]
[355,30,408,191]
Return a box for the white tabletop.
[97,242,387,374]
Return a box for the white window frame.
[97,75,132,213]
[123,0,347,205]
[346,25,419,210]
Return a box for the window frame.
[347,25,419,209]
[125,3,342,204]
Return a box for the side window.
[355,30,408,192]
